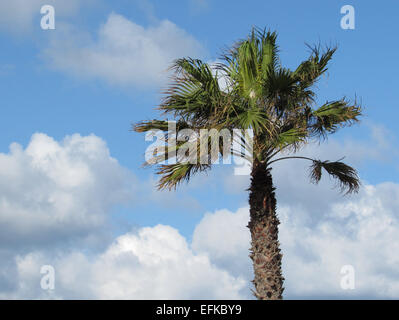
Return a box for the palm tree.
[134,28,362,300]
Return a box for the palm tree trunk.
[248,160,284,300]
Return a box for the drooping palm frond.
[310,159,360,194]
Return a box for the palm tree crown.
[135,28,361,192]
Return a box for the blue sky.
[0,0,398,299]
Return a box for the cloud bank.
[1,132,399,299]
[11,225,247,299]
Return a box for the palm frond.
[259,29,279,78]
[156,163,211,190]
[293,45,337,88]
[309,99,362,138]
[233,108,273,134]
[310,159,360,194]
[133,119,171,132]
[161,58,223,125]
[273,127,307,150]
[262,68,297,113]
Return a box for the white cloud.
[1,130,398,299]
[194,180,399,299]
[192,208,252,279]
[2,165,399,299]
[0,132,133,248]
[9,225,247,299]
[0,132,247,299]
[43,13,206,88]
[279,182,399,298]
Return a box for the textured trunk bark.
[248,160,284,300]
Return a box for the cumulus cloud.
[279,182,399,299]
[3,175,399,299]
[194,181,399,299]
[0,132,247,300]
[8,225,247,299]
[43,13,205,88]
[1,131,398,299]
[0,132,133,248]
[192,208,252,280]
